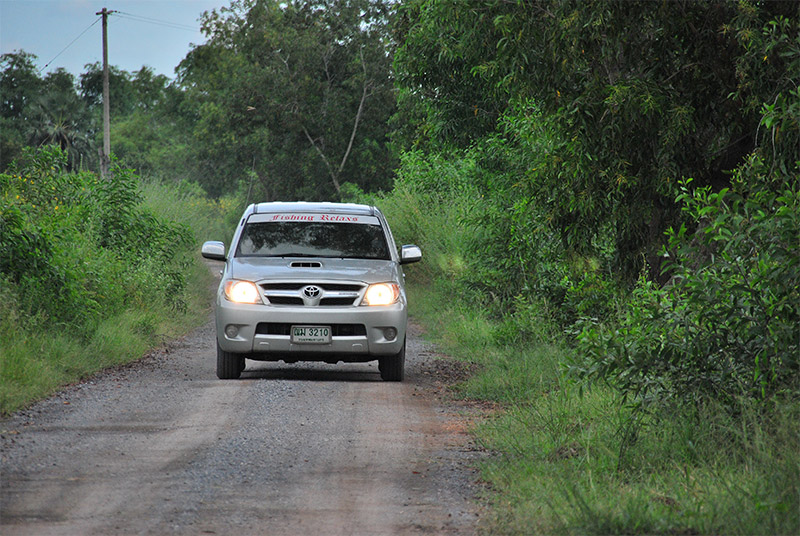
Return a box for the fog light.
[225,325,240,338]
[384,327,398,341]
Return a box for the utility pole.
[96,7,115,178]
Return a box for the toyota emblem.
[302,285,322,299]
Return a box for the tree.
[1,53,95,171]
[105,67,197,180]
[394,0,799,281]
[178,0,397,200]
[80,63,137,117]
[27,69,94,170]
[392,0,508,148]
[2,53,195,177]
[1,52,43,169]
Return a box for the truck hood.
[228,257,400,284]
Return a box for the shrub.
[0,146,195,335]
[575,165,800,411]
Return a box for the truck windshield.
[236,221,391,260]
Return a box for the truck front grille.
[259,282,365,306]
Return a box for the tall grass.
[139,179,242,245]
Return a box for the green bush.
[0,145,224,413]
[575,165,800,411]
[0,147,196,335]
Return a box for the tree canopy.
[394,0,800,280]
[178,0,397,199]
[1,52,189,174]
[2,52,93,170]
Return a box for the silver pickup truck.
[201,202,421,381]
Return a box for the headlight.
[224,280,262,304]
[362,283,400,306]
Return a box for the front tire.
[217,342,244,379]
[379,339,405,382]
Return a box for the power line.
[114,11,202,33]
[33,9,203,77]
[37,18,100,75]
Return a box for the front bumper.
[214,297,407,360]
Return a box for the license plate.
[291,325,331,344]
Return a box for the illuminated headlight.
[362,283,400,306]
[224,280,262,304]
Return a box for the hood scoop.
[290,261,322,268]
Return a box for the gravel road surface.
[0,317,484,535]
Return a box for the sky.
[1,0,228,79]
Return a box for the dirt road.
[0,318,483,535]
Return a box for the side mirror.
[400,244,422,265]
[201,241,226,261]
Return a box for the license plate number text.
[291,326,331,344]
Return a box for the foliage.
[0,146,192,335]
[364,149,480,291]
[1,53,96,170]
[392,0,507,148]
[80,64,175,116]
[575,170,799,411]
[378,102,625,334]
[386,5,800,532]
[115,118,197,186]
[569,4,800,412]
[387,161,800,532]
[391,0,800,412]
[1,51,199,181]
[0,146,228,413]
[394,0,800,281]
[178,0,397,199]
[403,248,800,536]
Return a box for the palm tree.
[26,70,96,171]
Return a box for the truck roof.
[250,202,376,216]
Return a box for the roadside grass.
[406,281,800,535]
[0,179,230,415]
[0,273,212,415]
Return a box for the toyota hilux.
[201,202,421,381]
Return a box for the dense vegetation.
[1,0,798,533]
[371,170,799,534]
[376,1,799,532]
[387,0,799,412]
[0,146,236,411]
